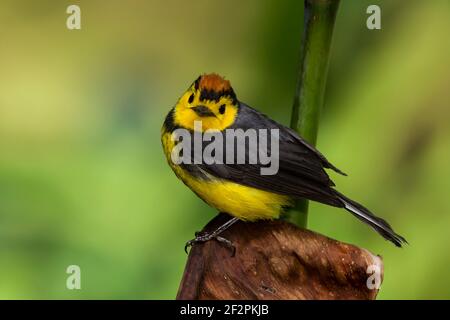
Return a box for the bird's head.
[173,73,239,131]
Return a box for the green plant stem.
[289,0,340,228]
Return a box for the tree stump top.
[177,213,383,300]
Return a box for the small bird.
[161,73,406,251]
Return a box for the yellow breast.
[161,128,292,221]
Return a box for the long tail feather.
[335,191,407,247]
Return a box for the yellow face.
[173,83,239,132]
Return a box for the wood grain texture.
[177,213,383,300]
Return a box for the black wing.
[190,102,346,207]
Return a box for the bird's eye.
[219,104,226,114]
[188,94,194,104]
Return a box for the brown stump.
[177,213,383,300]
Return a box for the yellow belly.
[161,130,292,221]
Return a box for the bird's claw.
[184,230,205,253]
[184,232,236,256]
[215,236,236,257]
[184,240,194,254]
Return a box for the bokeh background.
[0,0,449,299]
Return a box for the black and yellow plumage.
[162,73,406,247]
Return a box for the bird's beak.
[191,105,216,118]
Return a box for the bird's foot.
[185,231,236,256]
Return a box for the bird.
[161,73,406,252]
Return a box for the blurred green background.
[0,0,449,299]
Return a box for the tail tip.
[392,234,408,247]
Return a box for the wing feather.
[181,102,345,207]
